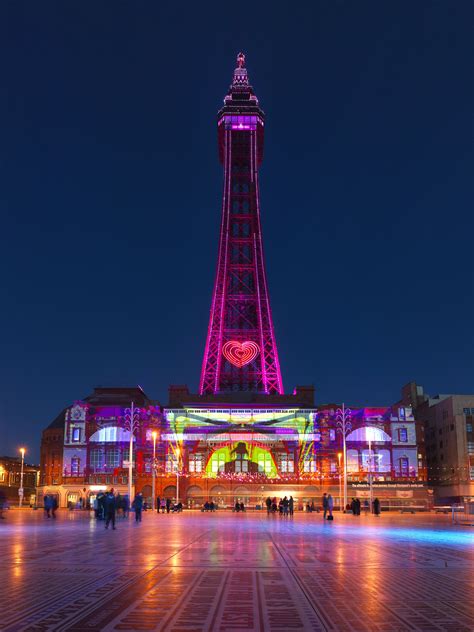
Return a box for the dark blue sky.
[1,2,473,461]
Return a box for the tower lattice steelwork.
[200,53,283,395]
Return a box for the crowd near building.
[32,55,473,511]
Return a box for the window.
[399,457,409,475]
[280,454,294,473]
[450,424,455,431]
[166,454,178,473]
[398,428,408,442]
[90,449,103,470]
[257,453,273,474]
[106,449,120,468]
[210,453,226,474]
[189,455,203,473]
[72,427,81,442]
[303,459,317,473]
[329,429,336,441]
[71,458,80,475]
[235,454,248,473]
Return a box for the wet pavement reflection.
[0,510,472,631]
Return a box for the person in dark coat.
[350,498,357,515]
[166,498,171,514]
[322,493,329,519]
[265,497,272,515]
[373,498,381,516]
[0,489,6,519]
[289,496,294,516]
[355,498,361,516]
[156,496,161,513]
[104,490,117,530]
[43,494,52,518]
[133,493,143,523]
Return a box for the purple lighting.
[200,54,283,395]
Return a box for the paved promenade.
[0,510,473,631]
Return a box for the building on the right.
[401,381,474,503]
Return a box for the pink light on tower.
[200,53,283,395]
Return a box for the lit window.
[166,454,178,473]
[72,427,81,442]
[106,449,120,468]
[303,459,317,473]
[189,455,202,473]
[398,428,408,443]
[280,454,294,473]
[71,458,80,475]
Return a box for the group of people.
[155,497,183,513]
[349,497,381,516]
[265,496,295,516]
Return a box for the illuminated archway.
[205,443,277,477]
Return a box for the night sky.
[1,2,473,461]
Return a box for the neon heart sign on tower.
[222,340,260,368]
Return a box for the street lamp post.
[19,448,25,508]
[368,436,374,512]
[152,431,157,510]
[337,452,342,511]
[336,404,352,513]
[175,447,180,504]
[124,402,141,503]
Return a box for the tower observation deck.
[200,53,283,395]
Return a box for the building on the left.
[0,455,39,506]
[39,386,161,508]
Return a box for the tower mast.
[200,54,283,395]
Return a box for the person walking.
[133,492,144,523]
[322,493,329,519]
[355,498,361,516]
[0,489,6,519]
[289,496,294,517]
[327,494,334,520]
[104,490,117,530]
[156,496,161,513]
[265,497,272,515]
[43,494,52,518]
[166,498,171,514]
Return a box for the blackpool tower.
[200,53,283,395]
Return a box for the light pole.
[152,431,157,510]
[19,448,25,508]
[337,452,342,511]
[368,436,374,512]
[124,402,141,503]
[175,447,180,504]
[336,404,352,513]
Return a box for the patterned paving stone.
[0,511,472,631]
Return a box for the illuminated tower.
[200,53,283,395]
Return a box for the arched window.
[346,426,391,443]
[89,427,135,443]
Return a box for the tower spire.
[199,55,283,395]
[232,51,250,88]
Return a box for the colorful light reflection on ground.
[0,511,472,631]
